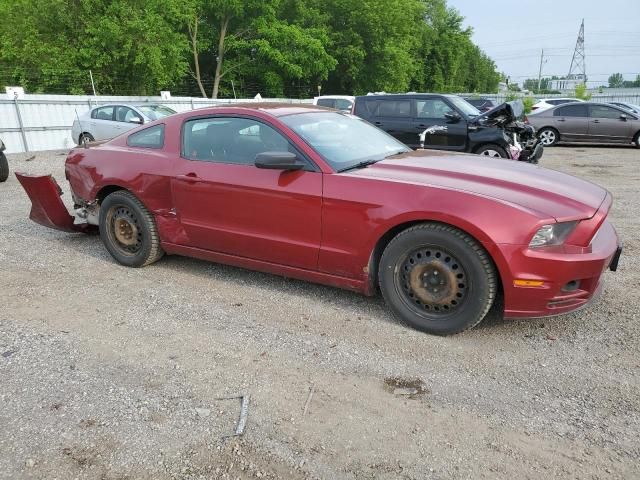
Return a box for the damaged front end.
[473,100,543,163]
[15,173,97,233]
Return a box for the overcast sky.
[446,0,640,86]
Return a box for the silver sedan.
[71,104,176,144]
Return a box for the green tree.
[608,73,624,88]
[574,82,592,100]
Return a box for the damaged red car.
[16,104,621,335]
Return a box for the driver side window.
[182,117,303,166]
[416,99,453,119]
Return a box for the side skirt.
[162,242,370,295]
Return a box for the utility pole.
[537,49,545,92]
[89,70,97,96]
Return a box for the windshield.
[138,105,176,121]
[449,96,481,117]
[281,112,409,171]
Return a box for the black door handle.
[557,118,566,122]
[592,120,600,123]
[374,121,382,125]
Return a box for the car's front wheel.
[99,190,164,267]
[378,223,497,335]
[475,144,509,158]
[538,127,559,146]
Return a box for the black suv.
[353,93,542,162]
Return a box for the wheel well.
[368,220,504,302]
[538,126,559,136]
[96,185,125,204]
[472,143,505,154]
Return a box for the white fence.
[2,91,640,154]
[0,94,313,154]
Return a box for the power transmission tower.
[567,19,586,82]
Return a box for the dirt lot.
[1,145,638,480]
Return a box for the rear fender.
[15,173,94,233]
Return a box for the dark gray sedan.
[527,102,640,148]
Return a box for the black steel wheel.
[99,190,164,267]
[379,223,497,335]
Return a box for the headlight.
[529,221,577,247]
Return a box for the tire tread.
[379,222,497,335]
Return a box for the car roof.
[178,102,330,118]
[315,95,355,100]
[355,93,459,99]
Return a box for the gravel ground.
[0,145,638,479]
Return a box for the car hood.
[471,100,523,127]
[347,150,607,221]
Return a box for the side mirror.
[255,151,304,171]
[444,112,461,123]
[620,114,627,121]
[130,117,144,125]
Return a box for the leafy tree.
[574,82,592,100]
[608,73,624,88]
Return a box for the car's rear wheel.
[538,127,559,146]
[78,132,94,145]
[99,190,164,267]
[476,144,509,158]
[0,152,8,183]
[378,223,497,335]
[633,131,640,149]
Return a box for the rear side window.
[377,100,411,117]
[554,104,588,117]
[92,106,114,121]
[127,124,164,149]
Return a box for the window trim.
[92,105,116,121]
[588,104,626,120]
[553,104,589,118]
[179,114,320,172]
[126,124,165,149]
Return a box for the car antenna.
[75,109,89,149]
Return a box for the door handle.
[592,120,600,123]
[374,121,382,125]
[176,173,204,184]
[557,118,566,122]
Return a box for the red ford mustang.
[17,104,621,335]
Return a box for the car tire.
[0,152,8,183]
[538,127,559,146]
[475,144,509,158]
[99,190,164,267]
[78,132,95,145]
[378,223,497,335]
[634,131,640,149]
